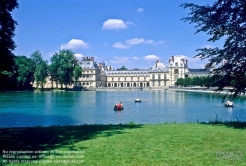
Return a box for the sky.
[12,0,222,70]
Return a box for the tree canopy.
[117,66,128,70]
[0,0,19,90]
[181,0,246,99]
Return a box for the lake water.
[0,90,246,128]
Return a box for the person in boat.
[226,100,233,105]
[115,102,119,107]
[117,102,123,109]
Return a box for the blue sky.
[12,0,221,69]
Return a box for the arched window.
[174,69,179,74]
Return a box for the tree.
[56,49,78,89]
[181,0,246,99]
[34,60,48,89]
[73,65,82,84]
[118,66,128,70]
[30,51,48,89]
[177,78,184,86]
[14,56,34,88]
[49,53,61,88]
[0,0,19,90]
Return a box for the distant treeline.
[176,76,235,88]
[1,50,82,91]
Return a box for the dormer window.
[175,63,178,67]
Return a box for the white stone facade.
[168,55,189,86]
[35,55,212,89]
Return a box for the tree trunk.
[51,77,53,89]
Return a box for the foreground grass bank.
[1,122,246,165]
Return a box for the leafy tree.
[192,77,200,86]
[0,0,19,90]
[49,53,60,88]
[177,78,184,86]
[118,66,128,70]
[181,0,246,98]
[30,50,43,66]
[56,49,78,89]
[34,60,48,89]
[73,65,82,84]
[30,51,48,89]
[184,77,192,87]
[14,56,34,88]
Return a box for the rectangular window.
[152,74,155,80]
[158,81,160,86]
[164,74,166,79]
[164,81,166,86]
[158,74,160,80]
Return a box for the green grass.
[1,122,246,165]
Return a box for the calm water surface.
[0,90,246,127]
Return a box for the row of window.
[169,63,184,67]
[152,74,167,79]
[107,72,148,74]
[109,77,147,81]
[83,71,94,73]
[152,81,167,86]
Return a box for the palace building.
[34,55,210,89]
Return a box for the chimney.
[186,59,188,67]
[172,56,174,62]
[90,57,94,61]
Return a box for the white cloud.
[110,56,131,64]
[126,38,145,45]
[60,39,89,50]
[113,38,165,49]
[74,53,84,59]
[143,55,159,61]
[125,21,134,25]
[137,8,144,12]
[202,45,214,49]
[153,40,165,45]
[113,42,130,49]
[144,40,154,44]
[132,56,139,60]
[102,19,128,30]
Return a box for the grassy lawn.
[0,122,246,165]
